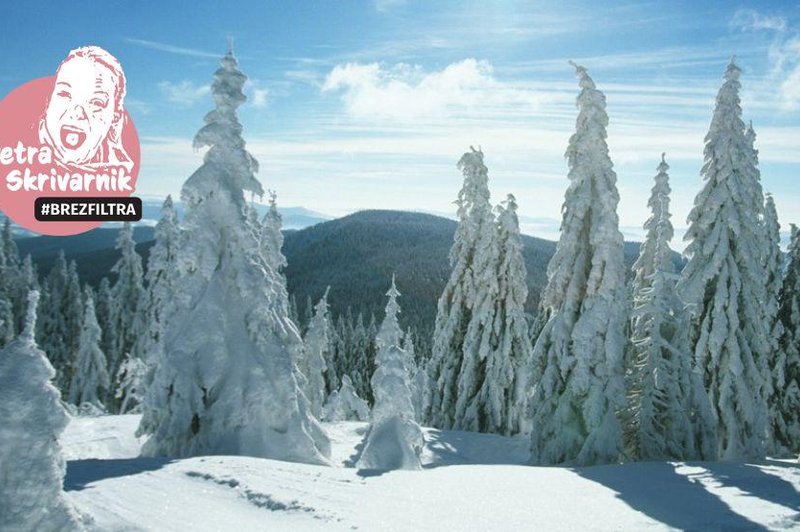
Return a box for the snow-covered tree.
[403,327,427,423]
[108,222,145,387]
[763,193,786,454]
[429,147,498,430]
[772,224,800,455]
[37,252,83,392]
[479,194,533,435]
[302,289,331,419]
[357,345,422,470]
[376,275,404,351]
[135,195,180,367]
[0,301,13,347]
[68,287,110,410]
[261,190,287,276]
[13,255,39,334]
[95,277,115,361]
[138,47,329,464]
[0,291,80,531]
[323,374,370,422]
[676,59,770,461]
[115,353,148,414]
[528,63,627,466]
[624,155,705,460]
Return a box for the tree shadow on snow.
[65,457,173,491]
[576,462,769,531]
[702,461,800,515]
[421,429,528,469]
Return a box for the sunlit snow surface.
[62,415,800,531]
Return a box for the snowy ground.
[61,415,800,531]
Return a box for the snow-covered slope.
[62,415,800,531]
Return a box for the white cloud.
[245,80,269,108]
[731,9,787,32]
[321,59,539,120]
[158,80,210,106]
[731,9,800,109]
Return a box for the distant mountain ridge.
[15,210,679,337]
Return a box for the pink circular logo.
[0,46,140,236]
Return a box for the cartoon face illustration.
[40,46,131,169]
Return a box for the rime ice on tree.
[677,60,770,461]
[772,225,800,455]
[528,63,627,466]
[625,155,705,461]
[323,374,370,422]
[357,345,422,471]
[429,148,498,430]
[302,289,331,419]
[137,47,329,464]
[0,292,81,531]
[68,287,110,411]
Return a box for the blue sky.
[2,0,799,246]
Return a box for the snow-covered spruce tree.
[135,195,180,367]
[624,155,700,460]
[772,224,800,455]
[301,289,331,419]
[429,147,497,430]
[356,345,423,470]
[376,275,404,353]
[528,63,627,466]
[403,327,427,422]
[350,312,372,401]
[138,47,329,464]
[36,252,83,392]
[115,353,148,414]
[323,374,370,422]
[0,231,14,345]
[261,190,288,276]
[68,287,110,411]
[676,59,770,461]
[763,193,786,453]
[94,277,115,361]
[108,222,145,388]
[0,291,81,531]
[479,194,533,435]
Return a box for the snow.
[60,415,800,531]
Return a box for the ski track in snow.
[61,415,800,531]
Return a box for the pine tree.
[261,190,287,276]
[138,47,329,464]
[135,196,180,366]
[108,222,146,388]
[95,277,115,364]
[14,255,39,334]
[763,193,785,454]
[302,289,331,419]
[68,287,110,411]
[350,312,371,401]
[115,353,148,415]
[772,224,800,455]
[677,59,770,461]
[429,147,497,430]
[0,291,80,531]
[376,275,404,352]
[36,252,83,392]
[528,63,627,466]
[479,194,534,435]
[357,344,423,470]
[625,155,703,460]
[323,374,370,422]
